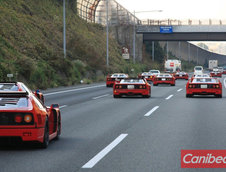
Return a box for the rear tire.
[113,95,120,98]
[153,84,158,86]
[171,84,175,86]
[186,94,192,98]
[216,94,222,98]
[55,114,61,140]
[40,118,49,149]
[143,95,150,98]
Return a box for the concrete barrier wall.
[159,41,226,66]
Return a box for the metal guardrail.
[139,19,226,26]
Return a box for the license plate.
[179,75,182,77]
[162,78,166,81]
[201,85,207,89]
[127,85,134,89]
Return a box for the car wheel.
[216,94,222,98]
[171,84,175,86]
[55,114,61,140]
[143,95,150,98]
[186,94,192,98]
[114,95,120,98]
[153,84,158,86]
[40,118,49,148]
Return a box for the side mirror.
[51,104,59,109]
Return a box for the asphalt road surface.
[1,76,226,172]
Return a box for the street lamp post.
[133,10,162,63]
[63,0,66,58]
[106,0,109,67]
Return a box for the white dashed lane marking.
[82,134,128,168]
[144,106,160,117]
[166,94,174,100]
[92,94,109,100]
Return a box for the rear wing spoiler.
[0,91,28,97]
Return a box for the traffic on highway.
[1,64,226,171]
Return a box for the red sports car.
[174,72,189,80]
[153,74,175,86]
[0,91,61,148]
[210,71,222,77]
[113,78,151,98]
[138,72,154,82]
[0,82,45,103]
[106,73,129,87]
[186,77,222,98]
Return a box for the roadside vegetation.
[0,0,192,89]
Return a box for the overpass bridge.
[137,19,226,41]
[76,1,226,64]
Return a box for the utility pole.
[178,41,181,59]
[133,11,136,64]
[106,0,109,67]
[196,47,199,64]
[188,43,190,63]
[63,0,66,58]
[152,41,154,61]
[167,41,169,60]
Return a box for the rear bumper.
[153,80,175,85]
[0,127,44,142]
[210,73,222,77]
[114,89,150,96]
[186,88,222,95]
[175,76,188,79]
[106,81,115,87]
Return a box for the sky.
[116,0,226,20]
[116,0,226,55]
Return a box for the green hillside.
[0,0,149,89]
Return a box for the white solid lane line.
[144,106,159,117]
[166,94,173,100]
[92,94,109,100]
[44,85,105,96]
[82,134,128,168]
[59,105,67,109]
[177,88,183,92]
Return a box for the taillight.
[216,85,219,88]
[213,85,216,88]
[115,85,119,89]
[24,114,32,123]
[188,84,192,88]
[15,115,23,123]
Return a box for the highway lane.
[0,77,225,172]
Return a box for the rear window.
[0,97,28,109]
[194,67,203,71]
[0,84,18,91]
[192,78,217,83]
[150,70,159,73]
[120,79,145,84]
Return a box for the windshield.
[194,67,203,71]
[0,84,18,91]
[150,70,159,73]
[0,97,28,108]
[120,79,145,84]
